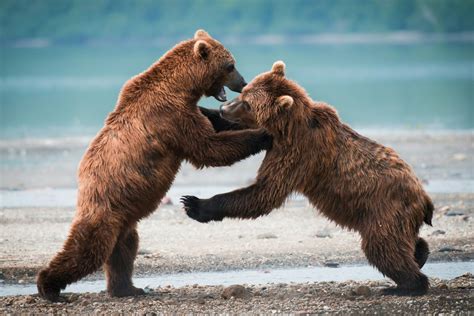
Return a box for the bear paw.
[109,286,146,298]
[37,269,62,302]
[381,286,428,296]
[181,195,224,223]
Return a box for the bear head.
[220,61,312,135]
[192,29,247,101]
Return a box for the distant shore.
[6,31,474,48]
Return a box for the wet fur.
[183,62,434,296]
[36,31,270,302]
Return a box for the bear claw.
[181,195,223,223]
[181,195,206,222]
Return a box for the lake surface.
[1,42,473,139]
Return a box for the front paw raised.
[181,195,224,223]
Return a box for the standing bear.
[183,61,434,295]
[37,30,271,302]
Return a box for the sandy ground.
[0,131,473,313]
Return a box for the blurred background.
[0,0,473,192]
[1,0,473,139]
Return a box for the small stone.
[315,231,332,238]
[437,283,448,290]
[137,249,152,255]
[352,285,371,296]
[438,246,463,252]
[222,285,251,299]
[324,261,339,268]
[445,210,464,217]
[26,296,36,304]
[18,279,25,284]
[431,230,446,236]
[439,206,450,212]
[257,233,278,239]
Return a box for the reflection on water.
[1,42,473,138]
[0,261,472,297]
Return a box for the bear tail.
[423,196,434,226]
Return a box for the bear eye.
[226,64,235,73]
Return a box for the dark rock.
[445,210,464,217]
[324,261,339,268]
[222,285,251,299]
[438,246,463,252]
[431,230,446,236]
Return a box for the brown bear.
[36,30,272,302]
[182,61,434,295]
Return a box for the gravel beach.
[0,131,473,313]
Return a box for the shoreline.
[6,31,474,48]
[1,274,472,314]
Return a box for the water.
[1,179,473,208]
[0,261,472,297]
[1,42,473,139]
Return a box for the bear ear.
[194,29,211,40]
[276,95,293,108]
[271,60,286,76]
[194,40,211,60]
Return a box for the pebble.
[431,230,446,236]
[438,246,463,252]
[439,206,450,212]
[437,283,448,290]
[314,232,332,238]
[257,233,278,239]
[221,285,251,299]
[445,210,464,217]
[324,261,340,268]
[352,285,371,296]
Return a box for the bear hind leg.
[414,237,429,269]
[37,217,120,301]
[104,224,144,297]
[362,232,429,296]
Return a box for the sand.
[0,131,473,313]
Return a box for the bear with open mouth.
[36,30,272,302]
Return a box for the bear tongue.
[214,87,227,102]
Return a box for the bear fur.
[36,30,271,301]
[183,61,434,295]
